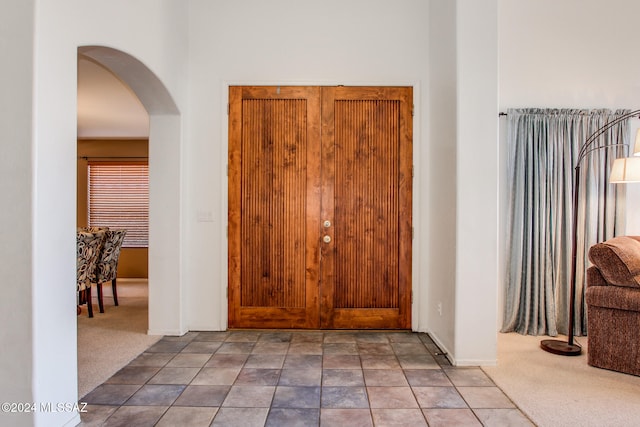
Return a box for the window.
[88,162,149,248]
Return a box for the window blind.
[88,162,149,248]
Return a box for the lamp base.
[540,339,582,356]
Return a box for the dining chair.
[93,229,127,313]
[77,230,106,317]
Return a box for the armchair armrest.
[587,236,640,288]
[586,266,607,288]
[586,284,640,312]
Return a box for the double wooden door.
[228,86,412,329]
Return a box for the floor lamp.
[540,109,640,356]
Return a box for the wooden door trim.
[228,86,242,327]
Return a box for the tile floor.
[79,330,534,426]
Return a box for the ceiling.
[77,56,150,139]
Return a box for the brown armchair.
[586,236,640,376]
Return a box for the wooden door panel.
[228,86,321,328]
[320,87,412,329]
[240,98,306,308]
[334,97,400,308]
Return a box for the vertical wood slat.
[334,99,400,308]
[240,98,307,308]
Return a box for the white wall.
[424,0,499,365]
[1,2,510,424]
[498,0,640,328]
[18,1,188,425]
[185,0,499,365]
[148,114,186,335]
[7,3,638,423]
[454,0,499,365]
[425,0,458,357]
[499,0,640,109]
[31,2,81,425]
[185,0,433,330]
[0,2,35,426]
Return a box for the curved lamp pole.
[540,109,640,356]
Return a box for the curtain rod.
[498,111,640,117]
[78,156,148,159]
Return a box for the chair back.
[79,226,109,232]
[77,230,106,291]
[96,230,127,284]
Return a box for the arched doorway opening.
[76,45,184,395]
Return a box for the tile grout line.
[80,331,531,426]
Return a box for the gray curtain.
[502,109,628,336]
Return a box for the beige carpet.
[77,279,161,399]
[482,332,640,427]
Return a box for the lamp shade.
[610,157,640,183]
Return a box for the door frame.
[224,82,418,330]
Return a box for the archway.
[76,45,185,391]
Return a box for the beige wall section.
[77,139,149,278]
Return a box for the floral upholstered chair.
[76,229,106,317]
[92,229,127,314]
